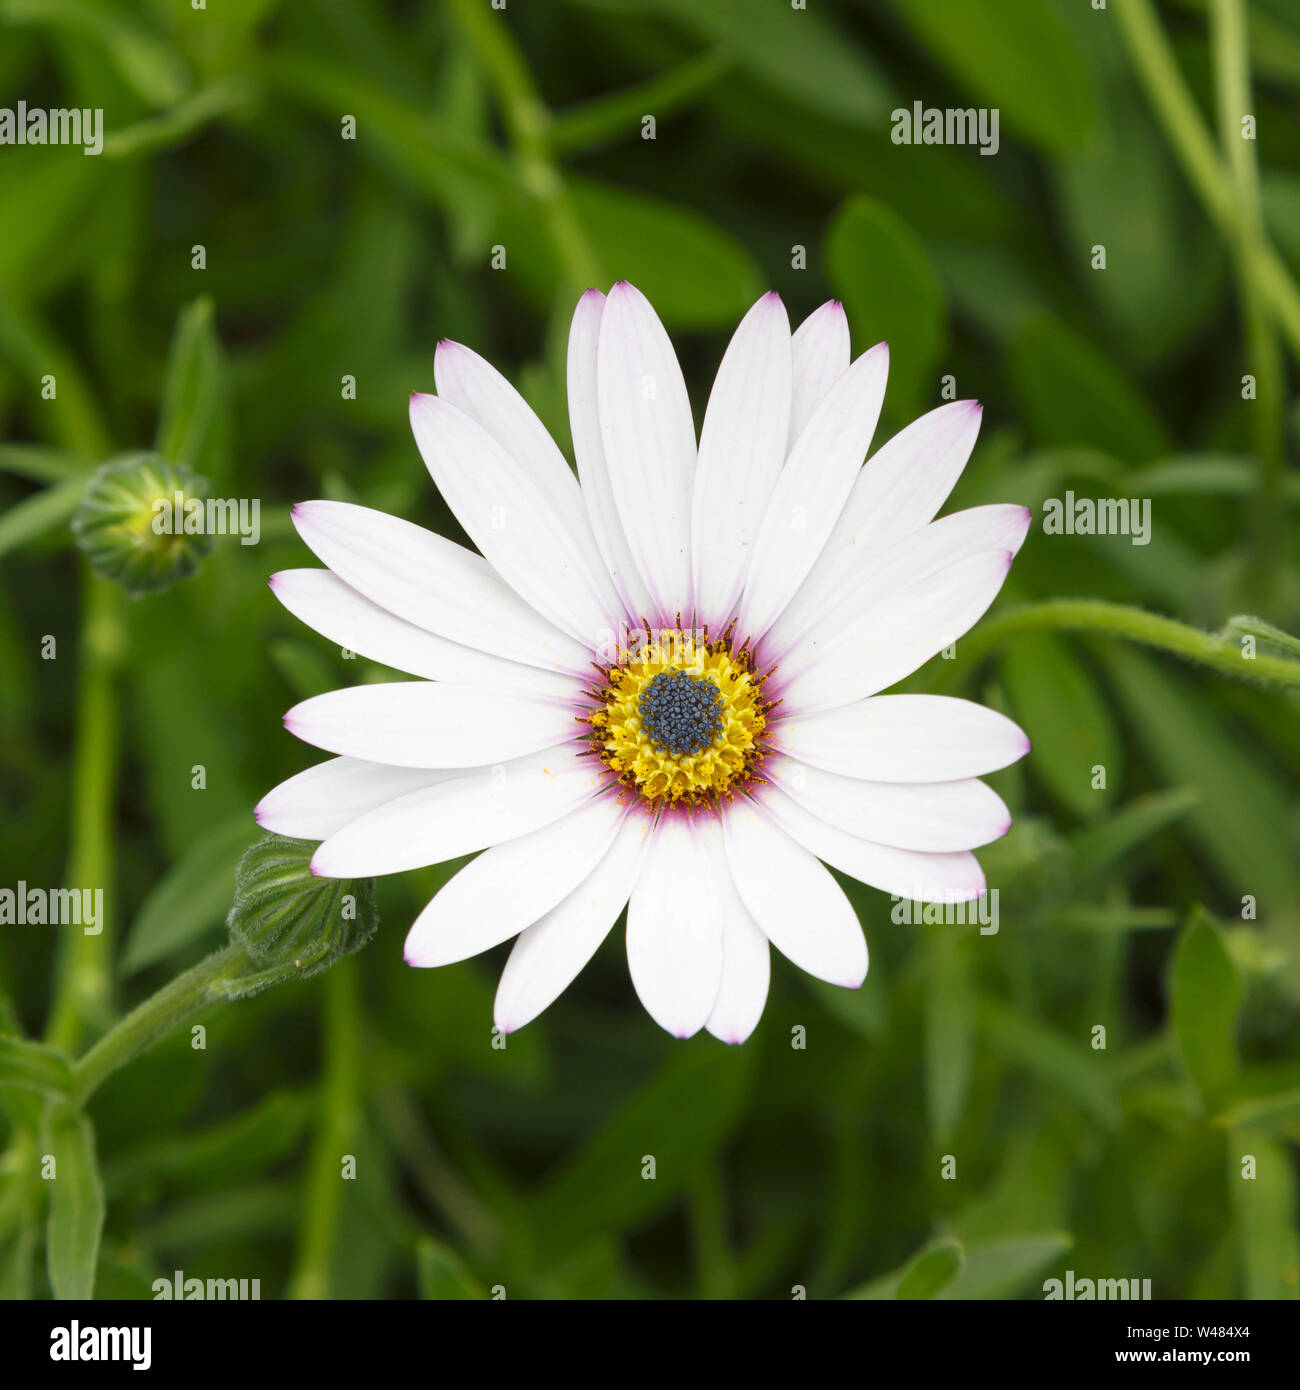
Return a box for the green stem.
[447,0,601,292]
[1210,0,1285,599]
[66,943,253,1107]
[934,599,1300,691]
[689,1165,735,1300]
[44,577,126,1054]
[550,49,732,156]
[287,960,360,1300]
[1115,0,1300,364]
[372,1085,501,1254]
[1167,0,1300,89]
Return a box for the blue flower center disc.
[637,670,724,756]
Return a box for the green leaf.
[1230,1137,1300,1299]
[533,178,764,329]
[529,1044,754,1256]
[979,1000,1120,1128]
[886,0,1094,152]
[1100,647,1300,926]
[896,1238,965,1300]
[155,296,229,480]
[1263,169,1300,275]
[44,1110,105,1300]
[1007,315,1171,464]
[268,638,342,700]
[1001,633,1120,819]
[845,1236,964,1300]
[938,1232,1073,1299]
[0,477,83,560]
[1170,911,1241,1113]
[416,1236,487,1300]
[104,1090,310,1193]
[0,150,106,294]
[826,195,945,418]
[1053,21,1221,367]
[0,1034,72,1097]
[1217,1087,1300,1131]
[120,814,257,976]
[675,0,893,127]
[578,0,895,128]
[222,833,379,996]
[1222,615,1300,662]
[0,0,190,107]
[1068,787,1201,879]
[924,934,972,1144]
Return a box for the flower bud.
[71,452,212,595]
[221,833,378,998]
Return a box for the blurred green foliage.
[1,0,1299,1301]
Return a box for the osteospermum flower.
[257,283,1031,1042]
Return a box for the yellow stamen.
[585,628,769,809]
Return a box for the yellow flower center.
[586,627,770,809]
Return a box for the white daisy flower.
[257,283,1030,1043]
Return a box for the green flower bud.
[220,833,378,999]
[71,452,212,595]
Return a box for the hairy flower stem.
[933,599,1300,692]
[44,576,126,1054]
[67,943,253,1107]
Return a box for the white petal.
[763,753,1010,852]
[691,292,792,628]
[773,400,983,642]
[596,281,697,622]
[255,757,451,840]
[494,811,652,1032]
[567,289,657,622]
[788,300,850,448]
[434,338,628,632]
[404,795,625,967]
[735,342,889,641]
[410,389,617,649]
[704,839,770,1045]
[777,549,1014,713]
[775,695,1031,783]
[292,500,587,674]
[765,503,1030,663]
[626,815,723,1037]
[757,782,986,903]
[311,745,608,876]
[721,796,867,988]
[284,681,578,768]
[269,569,581,696]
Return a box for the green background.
[1,0,1299,1301]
